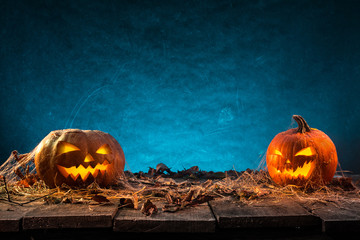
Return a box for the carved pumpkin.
[34,129,125,188]
[266,115,338,186]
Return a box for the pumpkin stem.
[292,115,311,133]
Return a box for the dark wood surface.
[2,196,360,234]
[1,177,360,235]
[0,204,27,232]
[305,200,360,233]
[209,197,321,229]
[22,203,118,230]
[114,202,215,232]
[0,202,42,232]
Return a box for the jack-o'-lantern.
[34,129,125,188]
[266,115,338,187]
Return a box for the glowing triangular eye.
[96,144,112,154]
[58,142,80,155]
[295,147,315,156]
[274,149,283,156]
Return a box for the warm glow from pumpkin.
[270,161,314,178]
[274,149,283,156]
[58,142,80,155]
[57,160,112,181]
[96,144,112,154]
[266,115,338,186]
[84,153,95,162]
[295,146,315,156]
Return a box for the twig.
[19,190,57,206]
[3,176,11,202]
[0,190,57,206]
[126,179,156,186]
[14,167,25,180]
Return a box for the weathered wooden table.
[1,173,360,239]
[1,194,360,239]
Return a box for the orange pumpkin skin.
[266,115,338,187]
[34,129,125,188]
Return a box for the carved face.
[266,115,338,186]
[268,147,316,181]
[34,129,125,188]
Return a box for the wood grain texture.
[305,200,360,233]
[0,204,24,232]
[209,197,321,229]
[22,204,118,230]
[0,202,40,232]
[114,201,216,232]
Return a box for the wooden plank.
[22,203,118,230]
[114,201,216,232]
[0,203,25,232]
[305,200,360,233]
[209,197,321,229]
[0,202,40,232]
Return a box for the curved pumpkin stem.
[292,115,311,133]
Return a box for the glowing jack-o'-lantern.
[266,115,338,186]
[34,129,125,188]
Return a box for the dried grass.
[1,151,359,211]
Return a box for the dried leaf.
[188,166,199,172]
[119,198,134,209]
[183,189,194,202]
[92,194,110,203]
[16,174,37,188]
[156,163,172,174]
[163,204,181,213]
[330,177,356,191]
[148,167,156,176]
[141,199,158,216]
[16,179,30,188]
[14,167,25,180]
[190,194,214,205]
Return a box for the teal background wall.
[1,0,359,173]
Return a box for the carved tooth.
[92,169,99,178]
[71,173,80,181]
[57,162,112,182]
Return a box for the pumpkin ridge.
[34,129,125,188]
[266,115,338,187]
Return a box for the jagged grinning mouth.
[57,160,112,181]
[271,161,314,178]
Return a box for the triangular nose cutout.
[84,154,95,162]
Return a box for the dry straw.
[1,150,359,212]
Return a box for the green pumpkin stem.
[292,115,311,133]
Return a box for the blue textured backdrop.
[1,0,360,173]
